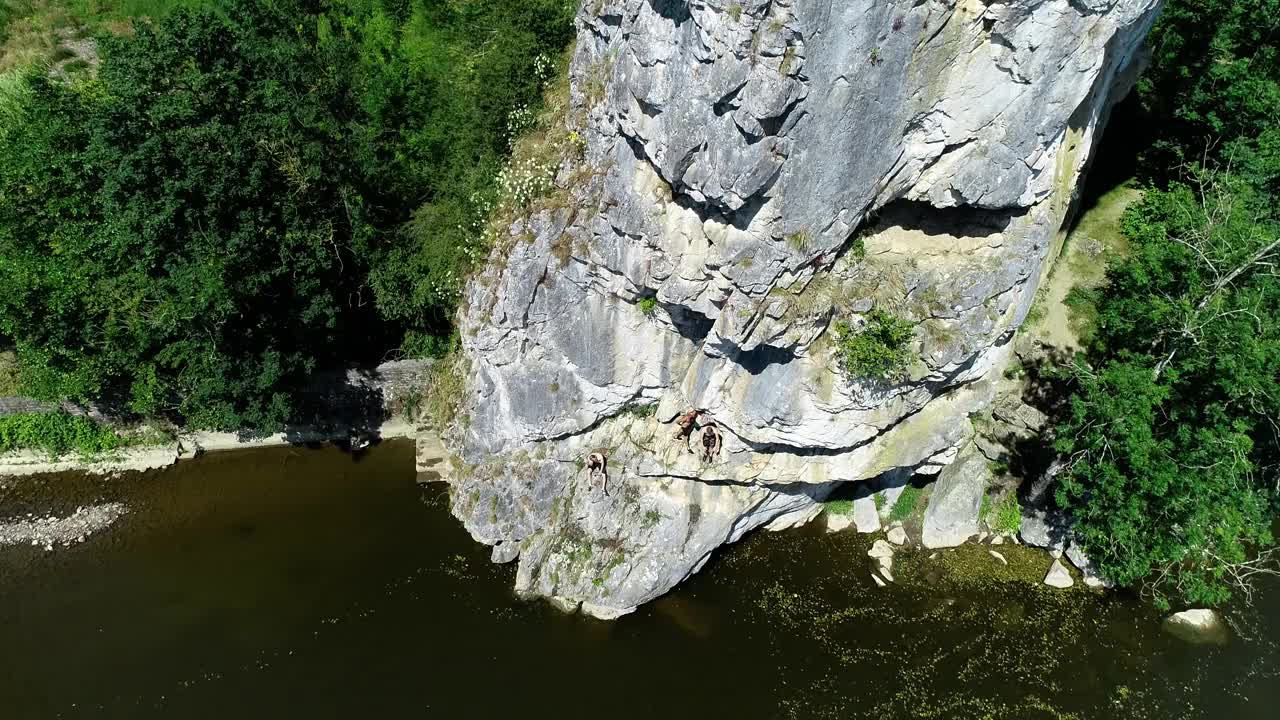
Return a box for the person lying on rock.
[700,423,722,463]
[586,451,609,497]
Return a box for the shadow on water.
[0,443,1276,719]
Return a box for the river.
[1,441,1276,719]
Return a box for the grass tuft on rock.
[887,484,923,523]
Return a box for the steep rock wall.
[441,0,1162,618]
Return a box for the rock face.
[441,0,1163,618]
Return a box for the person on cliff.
[674,409,701,451]
[700,423,722,463]
[586,451,609,497]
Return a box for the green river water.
[1,441,1276,719]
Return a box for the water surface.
[1,443,1276,719]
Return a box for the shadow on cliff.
[1006,345,1078,508]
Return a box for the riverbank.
[0,417,420,478]
[0,358,431,478]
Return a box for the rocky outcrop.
[921,440,988,548]
[442,0,1163,618]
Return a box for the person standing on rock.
[586,451,609,497]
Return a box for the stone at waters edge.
[868,539,894,560]
[989,550,1008,567]
[886,525,907,546]
[825,512,855,534]
[921,443,988,549]
[1043,559,1074,589]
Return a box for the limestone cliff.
[437,0,1162,619]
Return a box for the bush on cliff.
[834,308,915,381]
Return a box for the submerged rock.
[440,0,1165,617]
[1163,609,1229,646]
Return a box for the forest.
[0,0,1277,605]
[0,0,575,429]
[1051,0,1279,606]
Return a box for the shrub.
[620,401,657,419]
[987,493,1022,535]
[0,412,130,459]
[637,296,659,317]
[833,308,915,380]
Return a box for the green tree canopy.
[1056,169,1280,606]
[0,0,574,430]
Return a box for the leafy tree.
[0,0,382,430]
[1055,169,1280,606]
[1137,0,1280,171]
[0,0,576,430]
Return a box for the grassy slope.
[1,0,193,71]
[1024,184,1144,351]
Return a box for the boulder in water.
[1163,609,1229,646]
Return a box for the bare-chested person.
[674,409,700,437]
[586,451,609,496]
[673,409,701,451]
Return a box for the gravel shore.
[0,502,127,550]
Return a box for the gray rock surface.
[922,442,988,548]
[852,493,881,534]
[1022,506,1112,587]
[442,0,1164,618]
[1019,507,1072,551]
